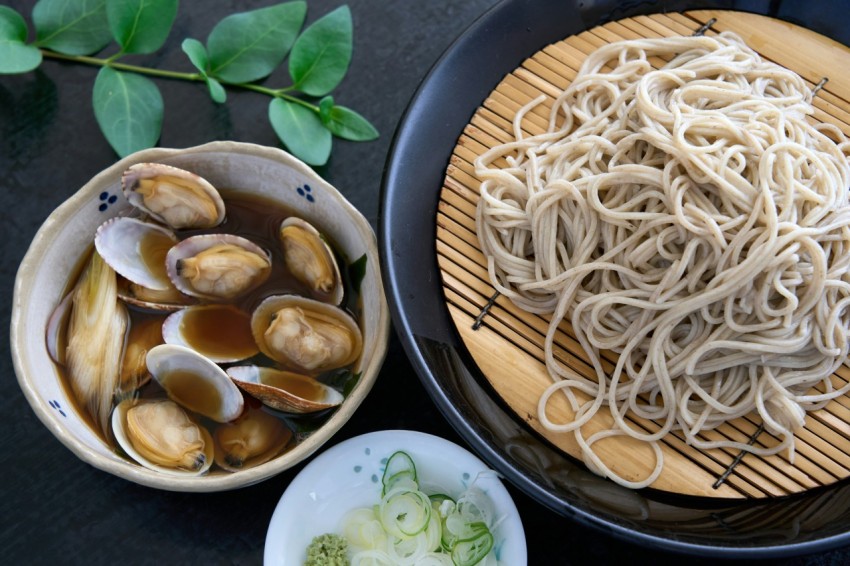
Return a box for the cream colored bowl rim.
[10,141,391,492]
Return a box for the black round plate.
[379,0,850,557]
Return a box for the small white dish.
[264,430,527,565]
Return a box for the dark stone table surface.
[1,1,848,564]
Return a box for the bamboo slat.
[435,11,850,498]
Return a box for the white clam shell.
[95,217,178,291]
[112,398,214,477]
[165,234,271,301]
[122,162,226,230]
[161,304,258,363]
[116,277,196,313]
[226,366,344,414]
[146,344,244,422]
[46,291,73,365]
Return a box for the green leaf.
[181,38,208,73]
[348,254,368,295]
[93,67,163,157]
[33,0,111,55]
[268,98,331,166]
[0,40,42,74]
[318,95,333,122]
[289,5,352,96]
[207,1,307,84]
[206,77,226,103]
[324,104,378,141]
[0,7,42,74]
[0,6,28,41]
[182,38,226,104]
[107,0,178,54]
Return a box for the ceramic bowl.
[11,141,390,492]
[264,430,527,565]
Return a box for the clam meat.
[146,344,244,423]
[251,295,362,373]
[122,163,225,230]
[166,234,271,301]
[112,399,214,476]
[227,366,344,413]
[279,217,343,304]
[213,407,292,471]
[118,315,164,396]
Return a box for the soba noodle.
[474,32,850,488]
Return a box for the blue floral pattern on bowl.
[98,191,118,212]
[296,184,315,203]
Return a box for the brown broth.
[156,368,225,417]
[55,190,361,471]
[261,372,325,401]
[138,229,173,284]
[177,305,256,360]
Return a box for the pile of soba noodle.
[475,32,850,488]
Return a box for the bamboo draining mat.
[436,10,850,499]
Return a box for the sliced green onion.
[379,489,432,537]
[343,451,499,566]
[451,529,494,566]
[429,493,455,507]
[382,451,417,486]
[343,507,387,551]
[382,470,418,496]
[350,549,394,566]
[416,553,454,565]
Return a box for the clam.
[146,344,244,423]
[122,163,225,230]
[166,234,271,301]
[118,316,164,396]
[161,304,258,363]
[46,291,73,365]
[112,399,214,476]
[95,217,178,291]
[213,407,292,471]
[280,217,343,304]
[64,251,129,435]
[251,295,363,374]
[227,366,344,413]
[117,277,196,313]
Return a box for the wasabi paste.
[304,533,350,566]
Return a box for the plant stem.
[40,49,319,112]
[42,50,204,82]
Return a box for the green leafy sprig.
[0,0,378,165]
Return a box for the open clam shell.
[146,344,244,423]
[227,365,344,414]
[121,163,226,230]
[46,291,73,366]
[213,407,292,472]
[165,234,271,301]
[112,398,214,476]
[118,316,164,396]
[95,217,178,291]
[250,295,363,374]
[279,217,343,305]
[116,277,197,313]
[161,304,258,363]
